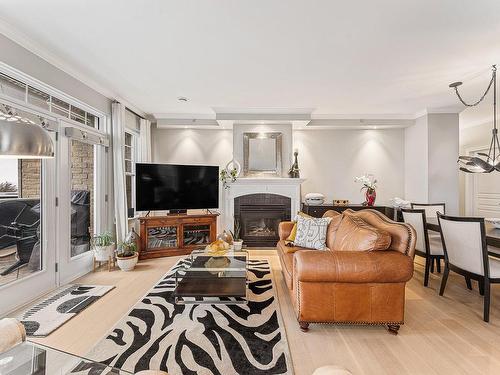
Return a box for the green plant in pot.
[91,232,115,262]
[116,242,138,271]
[230,217,243,250]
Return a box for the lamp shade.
[0,118,54,158]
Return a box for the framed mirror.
[243,132,282,176]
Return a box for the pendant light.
[0,116,54,159]
[451,65,499,173]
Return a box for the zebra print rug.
[81,258,292,374]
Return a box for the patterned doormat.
[80,258,293,374]
[18,284,114,337]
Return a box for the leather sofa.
[277,209,416,334]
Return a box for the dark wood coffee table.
[173,249,248,305]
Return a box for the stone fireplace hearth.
[235,193,291,247]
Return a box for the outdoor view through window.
[0,158,42,286]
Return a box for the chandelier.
[450,65,499,173]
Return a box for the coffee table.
[173,249,248,305]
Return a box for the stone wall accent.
[19,160,41,198]
[71,140,94,235]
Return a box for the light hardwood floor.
[28,251,500,375]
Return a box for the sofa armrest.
[294,250,413,284]
[279,221,295,240]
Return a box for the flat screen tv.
[136,163,219,212]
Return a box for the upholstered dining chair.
[438,214,500,322]
[411,203,446,218]
[402,209,444,287]
[411,202,446,272]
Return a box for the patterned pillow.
[294,215,332,250]
[285,211,313,245]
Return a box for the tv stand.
[139,213,218,259]
[168,209,187,215]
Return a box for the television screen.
[136,163,219,211]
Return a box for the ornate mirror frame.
[243,132,282,177]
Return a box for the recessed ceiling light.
[177,96,189,102]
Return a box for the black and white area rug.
[18,284,114,337]
[80,258,292,375]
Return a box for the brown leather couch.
[277,209,416,334]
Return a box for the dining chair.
[411,203,445,218]
[438,214,500,322]
[411,203,446,269]
[402,209,444,287]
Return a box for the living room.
[1,1,500,374]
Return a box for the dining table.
[426,217,500,249]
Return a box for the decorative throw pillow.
[293,215,332,250]
[285,211,312,245]
[332,215,391,252]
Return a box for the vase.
[116,252,138,271]
[365,189,376,206]
[225,158,241,177]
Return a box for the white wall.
[428,113,459,214]
[152,128,405,207]
[152,128,233,166]
[293,129,405,205]
[404,113,460,214]
[404,115,428,202]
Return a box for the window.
[125,132,137,217]
[0,72,100,129]
[70,140,95,257]
[0,158,43,286]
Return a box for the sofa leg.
[299,322,309,332]
[386,324,400,335]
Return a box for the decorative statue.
[288,150,300,178]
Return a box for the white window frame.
[0,63,112,305]
[124,130,139,217]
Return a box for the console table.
[139,214,218,259]
[301,203,395,219]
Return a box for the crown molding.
[0,18,147,118]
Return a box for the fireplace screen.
[242,214,281,238]
[234,193,291,247]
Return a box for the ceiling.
[1,0,500,127]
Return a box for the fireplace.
[234,193,291,247]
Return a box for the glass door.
[0,138,57,316]
[57,120,108,284]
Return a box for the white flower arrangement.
[354,173,377,192]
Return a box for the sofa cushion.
[294,215,332,250]
[332,214,391,252]
[277,240,295,289]
[322,211,343,251]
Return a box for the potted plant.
[219,167,238,189]
[116,242,138,271]
[354,173,378,206]
[230,218,243,250]
[91,232,115,262]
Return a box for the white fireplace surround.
[223,177,305,232]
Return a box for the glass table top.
[173,248,249,303]
[0,341,132,375]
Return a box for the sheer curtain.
[139,118,152,162]
[111,102,128,242]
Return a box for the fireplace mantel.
[222,178,305,234]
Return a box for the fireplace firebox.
[234,193,291,247]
